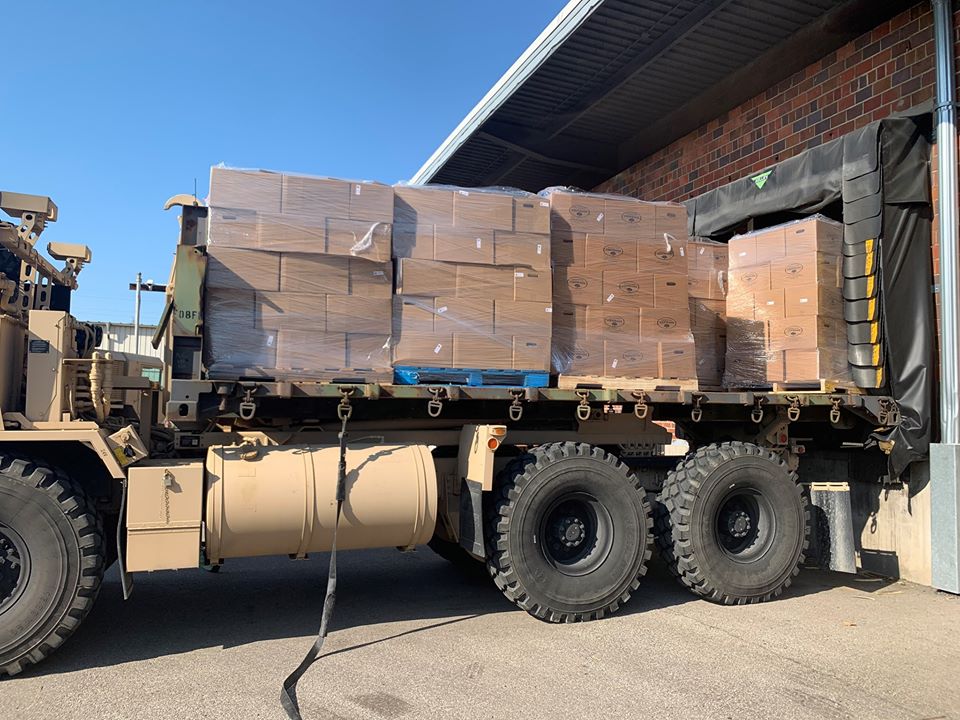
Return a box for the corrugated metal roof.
[413,0,913,191]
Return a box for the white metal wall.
[91,322,163,359]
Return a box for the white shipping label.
[476,238,482,249]
[606,293,615,303]
[266,335,275,347]
[354,184,361,195]
[698,247,705,255]
[545,307,552,313]
[536,243,543,254]
[738,251,748,257]
[680,247,685,256]
[597,212,604,222]
[516,272,525,278]
[800,298,809,303]
[434,344,443,353]
[540,201,549,207]
[766,300,775,306]
[611,358,619,369]
[458,190,470,196]
[373,270,385,277]
[437,306,448,313]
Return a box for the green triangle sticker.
[751,170,772,190]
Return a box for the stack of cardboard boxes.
[687,239,728,388]
[391,186,552,371]
[204,167,393,379]
[547,189,697,382]
[724,215,850,387]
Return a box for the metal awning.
[412,0,915,191]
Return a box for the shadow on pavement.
[18,546,892,678]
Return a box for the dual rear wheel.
[475,441,809,621]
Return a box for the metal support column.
[930,0,960,594]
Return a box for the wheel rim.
[538,492,614,577]
[0,522,31,616]
[714,488,776,563]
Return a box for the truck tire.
[0,454,104,677]
[657,442,809,604]
[485,442,652,622]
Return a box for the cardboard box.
[207,247,280,291]
[255,292,326,330]
[766,350,786,382]
[604,341,659,377]
[653,274,688,309]
[393,296,436,333]
[554,338,604,375]
[513,267,551,302]
[396,259,458,296]
[209,168,282,213]
[453,190,513,231]
[585,306,640,338]
[552,231,587,266]
[585,236,638,269]
[326,218,391,261]
[728,236,756,268]
[514,197,551,234]
[495,231,550,268]
[280,175,349,218]
[690,239,728,271]
[602,270,655,308]
[457,264,516,300]
[754,228,787,263]
[276,330,346,370]
[727,264,771,295]
[279,254,350,295]
[783,348,850,382]
[784,283,844,318]
[552,303,588,339]
[392,224,435,260]
[208,208,261,249]
[767,316,845,351]
[349,259,393,298]
[258,215,326,254]
[549,191,605,233]
[326,296,392,335]
[555,267,604,305]
[640,309,691,338]
[205,289,255,329]
[393,332,453,366]
[433,227,494,265]
[435,298,494,334]
[603,198,656,238]
[394,186,453,226]
[348,182,393,223]
[659,340,697,379]
[752,289,786,321]
[514,336,551,370]
[785,217,843,254]
[495,301,552,335]
[654,204,687,238]
[452,333,513,369]
[637,236,689,274]
[346,333,390,369]
[687,266,725,300]
[769,252,841,289]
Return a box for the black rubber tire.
[656,442,809,605]
[0,454,104,677]
[427,534,485,574]
[485,442,653,622]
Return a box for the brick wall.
[596,2,956,364]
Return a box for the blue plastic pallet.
[393,366,550,388]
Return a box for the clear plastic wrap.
[204,241,392,380]
[390,184,553,373]
[542,188,696,381]
[687,239,728,388]
[723,214,851,388]
[207,166,392,261]
[392,184,550,267]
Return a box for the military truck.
[0,191,897,687]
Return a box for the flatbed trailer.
[0,192,905,720]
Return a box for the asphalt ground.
[2,548,958,720]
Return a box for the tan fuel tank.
[204,443,437,562]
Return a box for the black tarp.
[685,118,935,479]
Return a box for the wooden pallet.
[557,375,700,392]
[770,379,864,394]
